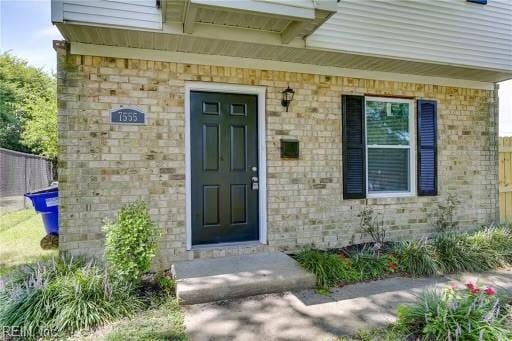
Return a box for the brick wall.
[56,46,499,270]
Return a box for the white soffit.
[70,42,495,90]
[58,24,511,84]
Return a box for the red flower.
[466,282,480,294]
[484,287,496,296]
[387,262,397,272]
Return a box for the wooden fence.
[499,137,512,222]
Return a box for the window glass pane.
[368,148,409,192]
[366,101,410,145]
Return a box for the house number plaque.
[110,108,146,125]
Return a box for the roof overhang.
[56,22,512,86]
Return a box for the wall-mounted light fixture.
[281,85,295,112]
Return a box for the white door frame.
[184,82,267,250]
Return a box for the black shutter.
[342,95,366,199]
[417,100,438,196]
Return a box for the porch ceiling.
[56,23,512,83]
[162,0,335,43]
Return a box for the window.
[365,97,415,197]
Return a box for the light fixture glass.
[281,86,295,112]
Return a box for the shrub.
[295,249,357,288]
[155,272,176,297]
[104,201,160,283]
[0,257,143,337]
[432,194,459,233]
[396,283,511,340]
[392,239,442,277]
[358,206,387,256]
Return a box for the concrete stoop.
[172,252,316,305]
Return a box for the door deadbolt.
[251,176,259,190]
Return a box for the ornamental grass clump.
[0,257,142,338]
[392,239,442,277]
[348,250,398,281]
[295,249,357,288]
[433,233,487,273]
[477,225,512,264]
[396,283,511,340]
[104,201,160,283]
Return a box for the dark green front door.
[191,91,259,245]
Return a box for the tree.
[0,52,58,159]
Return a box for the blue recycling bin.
[24,185,59,235]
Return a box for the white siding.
[307,0,512,72]
[62,0,162,30]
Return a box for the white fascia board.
[191,0,315,20]
[70,42,495,90]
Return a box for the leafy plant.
[358,206,387,256]
[432,194,459,233]
[155,272,176,297]
[396,283,511,340]
[392,239,442,276]
[104,201,160,283]
[0,257,142,337]
[295,249,357,288]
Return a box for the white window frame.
[365,96,416,198]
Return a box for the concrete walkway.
[184,269,512,341]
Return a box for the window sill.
[366,194,419,205]
[367,192,416,199]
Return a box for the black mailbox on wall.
[280,138,299,159]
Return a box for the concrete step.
[172,252,316,305]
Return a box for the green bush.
[104,201,160,283]
[396,284,511,340]
[295,249,358,288]
[393,239,441,277]
[155,272,176,297]
[0,257,143,337]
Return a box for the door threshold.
[191,240,263,250]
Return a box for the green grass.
[0,209,57,275]
[71,299,187,341]
[338,327,405,341]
